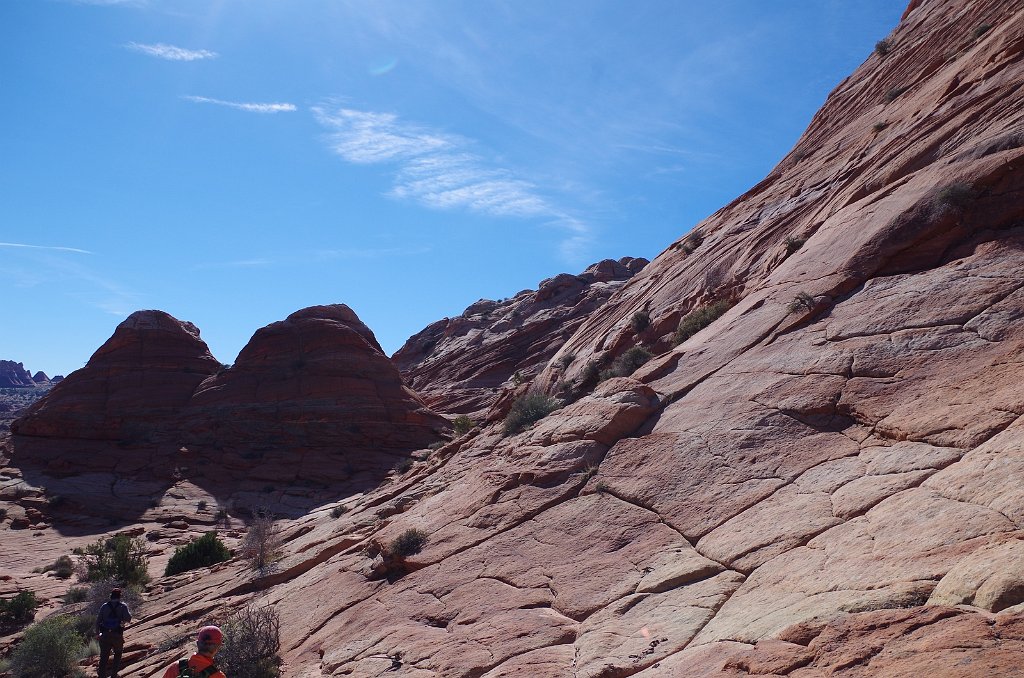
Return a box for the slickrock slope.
[393,257,647,417]
[4,1,1024,677]
[184,305,450,484]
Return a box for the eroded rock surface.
[4,1,1024,676]
[393,257,647,417]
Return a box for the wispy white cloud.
[183,96,296,114]
[126,42,218,61]
[0,242,92,254]
[312,105,582,235]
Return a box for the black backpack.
[177,659,220,678]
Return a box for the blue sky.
[2,0,903,378]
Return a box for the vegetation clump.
[630,309,650,333]
[874,38,892,56]
[784,235,807,254]
[557,352,575,370]
[218,605,282,678]
[8,614,83,678]
[164,532,232,576]
[0,591,38,626]
[389,528,429,558]
[503,392,560,435]
[599,347,652,381]
[82,534,149,586]
[973,23,992,39]
[789,292,817,313]
[241,509,281,574]
[872,121,889,133]
[330,505,347,519]
[452,415,474,435]
[673,300,732,346]
[678,231,704,254]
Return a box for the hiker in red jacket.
[162,625,227,678]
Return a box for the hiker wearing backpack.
[96,587,132,678]
[162,625,226,678]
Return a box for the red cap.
[197,625,223,645]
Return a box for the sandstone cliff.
[3,1,1024,676]
[393,257,647,418]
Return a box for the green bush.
[9,614,83,678]
[884,85,908,103]
[389,529,428,558]
[0,590,38,625]
[973,23,992,39]
[784,235,807,254]
[630,309,650,333]
[557,352,575,369]
[599,347,652,381]
[164,532,232,576]
[504,393,560,435]
[452,415,474,435]
[788,292,816,313]
[330,506,347,519]
[673,300,732,345]
[218,605,282,678]
[82,534,149,586]
[875,38,892,56]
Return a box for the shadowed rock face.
[0,361,42,388]
[10,305,448,494]
[5,1,1024,676]
[393,257,648,417]
[184,305,450,483]
[11,310,221,446]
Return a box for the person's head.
[109,587,122,600]
[196,625,223,657]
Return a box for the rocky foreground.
[4,0,1024,676]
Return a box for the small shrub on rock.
[599,347,652,381]
[164,532,232,576]
[673,300,732,345]
[875,38,892,56]
[784,235,807,254]
[504,392,560,435]
[630,309,650,333]
[330,506,347,519]
[973,23,992,39]
[452,415,474,435]
[241,509,280,573]
[53,555,75,579]
[8,614,83,678]
[82,534,149,586]
[884,85,908,103]
[61,587,88,605]
[788,292,817,313]
[0,590,38,626]
[934,182,976,211]
[389,529,429,558]
[218,605,282,678]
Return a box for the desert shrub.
[0,507,7,520]
[673,300,732,345]
[8,614,83,678]
[394,457,414,473]
[875,38,892,56]
[789,292,817,313]
[164,532,231,576]
[0,590,38,625]
[504,393,560,435]
[62,587,88,605]
[52,555,75,579]
[197,499,208,511]
[599,347,652,381]
[934,182,976,211]
[82,534,149,586]
[218,605,282,678]
[557,352,575,369]
[452,415,474,435]
[784,235,807,254]
[241,509,280,573]
[330,506,347,519]
[630,309,650,333]
[973,23,992,39]
[872,121,889,133]
[884,85,908,103]
[389,529,428,558]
